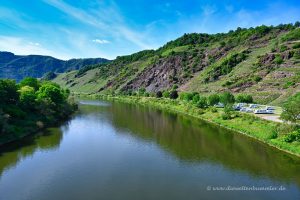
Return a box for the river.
[0,100,299,200]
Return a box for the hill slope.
[53,23,300,105]
[0,51,109,81]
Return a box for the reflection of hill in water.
[107,102,300,186]
[0,127,64,177]
[1,100,299,188]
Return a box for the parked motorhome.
[237,103,247,107]
[233,103,247,110]
[249,104,258,108]
[266,106,275,110]
[254,109,274,114]
[240,107,253,113]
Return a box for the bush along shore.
[77,90,300,157]
[0,78,78,145]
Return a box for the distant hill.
[53,23,300,105]
[0,51,109,81]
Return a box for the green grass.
[53,68,109,93]
[78,94,300,157]
[161,45,191,57]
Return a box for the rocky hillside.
[53,23,300,105]
[0,51,109,81]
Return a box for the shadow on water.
[0,121,70,177]
[105,101,300,187]
[0,101,104,177]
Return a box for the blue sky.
[0,0,300,60]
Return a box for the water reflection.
[0,100,299,200]
[106,102,300,186]
[0,124,66,176]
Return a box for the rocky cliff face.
[122,46,230,92]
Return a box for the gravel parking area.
[256,114,283,123]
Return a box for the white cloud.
[43,0,152,49]
[57,28,113,59]
[0,35,70,59]
[29,42,41,46]
[92,39,110,44]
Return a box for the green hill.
[0,51,110,81]
[53,23,300,105]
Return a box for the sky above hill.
[0,0,300,60]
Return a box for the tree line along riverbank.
[0,78,77,145]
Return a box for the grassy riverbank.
[78,94,300,157]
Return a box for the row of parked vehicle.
[234,103,275,114]
[214,103,275,114]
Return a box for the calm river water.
[0,100,299,200]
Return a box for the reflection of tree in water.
[1,101,299,188]
[0,125,65,177]
[109,102,300,187]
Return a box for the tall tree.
[220,92,235,106]
[281,93,300,122]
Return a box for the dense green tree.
[220,92,235,105]
[0,79,19,105]
[236,94,253,103]
[36,83,67,105]
[196,96,208,109]
[0,109,9,134]
[208,94,220,106]
[0,77,76,140]
[255,25,271,36]
[19,77,40,91]
[179,92,194,101]
[236,95,245,103]
[281,93,300,122]
[244,95,253,103]
[192,93,200,104]
[19,86,36,109]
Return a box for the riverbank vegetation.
[81,91,300,156]
[0,78,77,145]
